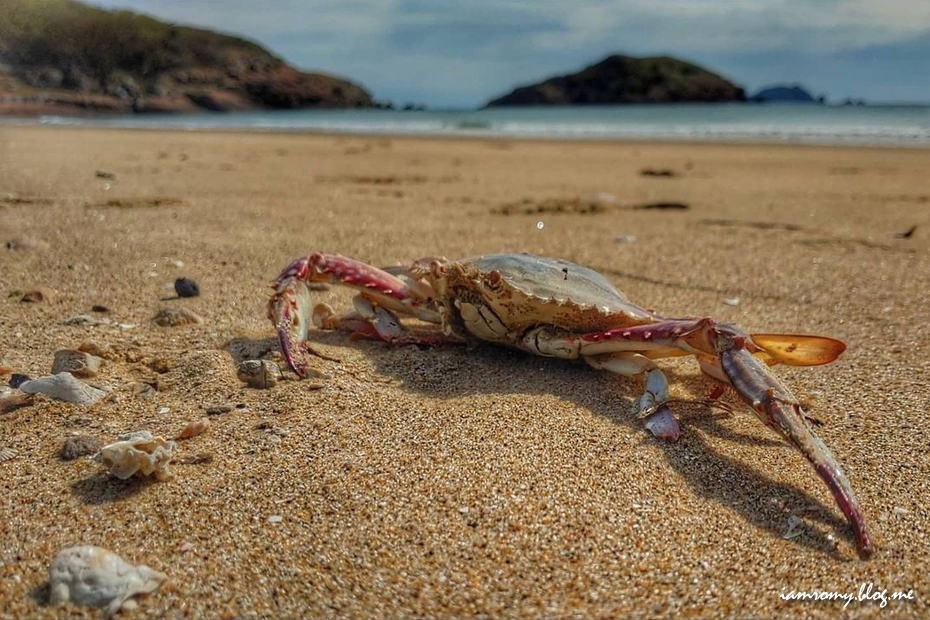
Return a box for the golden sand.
[0,126,928,618]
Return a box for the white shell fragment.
[49,545,166,615]
[19,372,105,405]
[94,431,176,481]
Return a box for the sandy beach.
[1,125,928,618]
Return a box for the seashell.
[237,359,281,389]
[0,447,18,462]
[48,545,166,615]
[94,431,176,481]
[153,307,203,327]
[60,435,103,461]
[176,417,209,440]
[52,350,104,378]
[19,372,105,405]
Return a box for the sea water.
[11,103,930,147]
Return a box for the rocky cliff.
[487,55,745,106]
[0,0,373,115]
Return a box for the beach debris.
[60,435,104,461]
[5,236,51,252]
[19,372,105,405]
[0,393,34,414]
[204,405,232,415]
[0,447,18,462]
[174,277,200,298]
[783,515,805,540]
[21,286,57,303]
[176,417,210,440]
[895,225,917,239]
[129,382,156,399]
[153,307,203,326]
[640,168,678,177]
[269,251,873,559]
[631,201,690,210]
[174,453,213,465]
[48,545,166,615]
[94,169,117,179]
[722,297,741,307]
[94,431,176,481]
[237,359,281,388]
[613,234,637,243]
[52,350,104,378]
[62,314,109,327]
[9,373,31,388]
[493,197,608,216]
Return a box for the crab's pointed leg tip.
[644,406,680,441]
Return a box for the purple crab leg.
[719,344,873,559]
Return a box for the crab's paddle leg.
[719,343,874,559]
[585,352,681,440]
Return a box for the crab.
[268,252,873,559]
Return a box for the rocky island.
[486,54,745,106]
[0,0,373,115]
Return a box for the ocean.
[10,103,930,147]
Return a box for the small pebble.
[157,407,171,415]
[95,169,116,179]
[62,315,107,326]
[153,307,203,327]
[176,417,210,439]
[9,373,31,389]
[60,435,103,461]
[91,305,111,313]
[174,277,200,298]
[722,297,741,307]
[237,359,281,389]
[268,515,284,524]
[205,405,232,415]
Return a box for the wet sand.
[1,125,928,618]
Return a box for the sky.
[85,0,930,108]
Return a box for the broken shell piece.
[153,307,203,327]
[52,350,104,378]
[237,359,281,388]
[94,431,176,481]
[19,372,105,405]
[176,417,210,440]
[0,447,18,462]
[49,545,166,616]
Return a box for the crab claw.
[268,259,315,378]
[720,345,873,559]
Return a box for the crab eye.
[485,270,502,289]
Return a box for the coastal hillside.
[487,55,745,106]
[0,0,373,114]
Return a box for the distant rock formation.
[486,55,745,106]
[749,85,818,103]
[0,0,373,115]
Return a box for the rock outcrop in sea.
[486,54,745,106]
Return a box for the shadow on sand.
[276,328,854,560]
